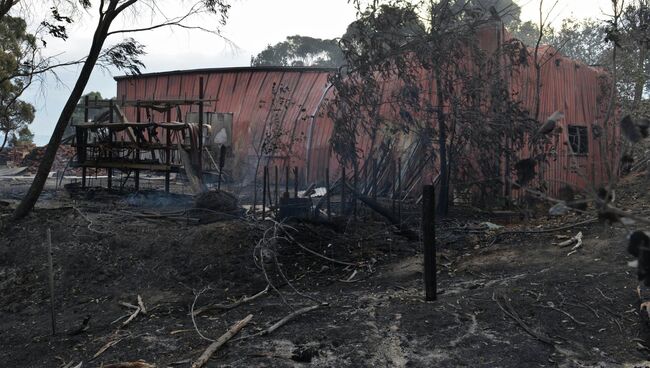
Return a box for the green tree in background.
[252,0,521,69]
[71,91,104,124]
[454,0,521,25]
[0,14,36,152]
[13,126,34,144]
[251,35,344,67]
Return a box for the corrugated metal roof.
[114,66,338,81]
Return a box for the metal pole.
[423,185,436,301]
[294,166,299,198]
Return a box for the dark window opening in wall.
[568,125,588,155]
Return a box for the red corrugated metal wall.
[116,67,333,183]
[115,24,617,198]
[509,43,618,198]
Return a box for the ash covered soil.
[1,177,650,367]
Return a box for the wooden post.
[293,166,299,198]
[47,228,56,335]
[422,185,436,301]
[341,167,346,215]
[325,167,331,219]
[262,166,267,220]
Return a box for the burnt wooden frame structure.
[72,83,208,192]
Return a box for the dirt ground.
[1,176,650,367]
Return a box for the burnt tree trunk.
[12,1,130,220]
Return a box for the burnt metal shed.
[114,24,619,200]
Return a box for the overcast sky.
[23,0,613,145]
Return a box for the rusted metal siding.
[115,29,617,198]
[510,43,617,197]
[116,67,335,183]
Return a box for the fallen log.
[91,334,123,360]
[191,314,253,368]
[260,304,320,336]
[237,304,322,341]
[121,307,140,327]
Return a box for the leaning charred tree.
[12,0,230,220]
[329,0,537,216]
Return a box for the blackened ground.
[1,178,650,367]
